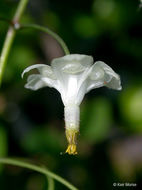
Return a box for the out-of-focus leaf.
[73,14,97,38]
[120,86,142,132]
[4,46,37,82]
[80,97,112,143]
[0,125,8,172]
[21,127,65,154]
[42,11,60,31]
[92,0,136,31]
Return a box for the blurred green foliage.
[0,0,142,189]
[81,97,112,143]
[4,46,37,82]
[0,126,7,172]
[120,86,142,132]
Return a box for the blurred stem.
[47,176,55,190]
[0,0,29,86]
[0,158,78,190]
[21,24,70,55]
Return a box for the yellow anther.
[65,128,78,155]
[66,144,77,155]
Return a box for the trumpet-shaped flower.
[22,54,122,154]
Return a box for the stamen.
[65,129,78,155]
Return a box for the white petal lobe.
[25,74,56,90]
[25,74,47,90]
[21,64,47,78]
[87,61,122,92]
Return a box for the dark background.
[0,0,142,189]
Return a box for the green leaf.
[0,125,8,172]
[81,97,112,143]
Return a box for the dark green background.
[0,0,142,189]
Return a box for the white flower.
[22,54,122,154]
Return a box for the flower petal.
[51,54,93,74]
[50,54,93,105]
[25,74,56,90]
[22,64,56,79]
[87,61,122,92]
[62,63,86,74]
